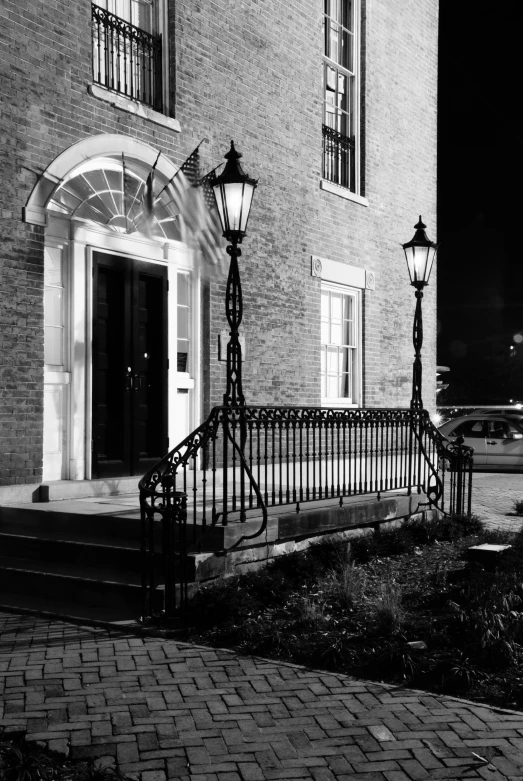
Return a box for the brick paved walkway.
[471,473,523,532]
[1,612,523,780]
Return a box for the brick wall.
[0,0,438,485]
[173,0,438,413]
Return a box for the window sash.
[322,0,359,194]
[44,248,66,370]
[177,272,190,373]
[321,286,359,404]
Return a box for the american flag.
[137,142,227,276]
[165,165,227,277]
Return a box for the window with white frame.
[177,272,191,373]
[92,0,165,112]
[321,283,360,404]
[44,247,66,370]
[322,0,360,193]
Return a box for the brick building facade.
[0,0,438,498]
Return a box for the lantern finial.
[402,215,438,289]
[210,142,257,242]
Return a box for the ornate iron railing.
[139,406,474,619]
[322,124,355,190]
[92,4,163,112]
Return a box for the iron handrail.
[139,405,474,618]
[92,3,163,112]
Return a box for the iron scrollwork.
[139,404,474,619]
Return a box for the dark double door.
[92,252,168,478]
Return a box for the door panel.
[132,269,167,474]
[485,419,523,468]
[92,253,167,478]
[445,417,487,465]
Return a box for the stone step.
[0,487,425,624]
[0,535,144,582]
[0,565,158,621]
[0,504,143,545]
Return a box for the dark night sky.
[437,1,523,402]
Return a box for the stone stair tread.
[0,530,141,552]
[0,559,142,586]
[0,593,141,623]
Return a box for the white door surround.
[25,136,200,482]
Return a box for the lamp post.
[210,141,257,407]
[403,216,438,410]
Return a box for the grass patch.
[185,514,523,710]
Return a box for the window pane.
[132,0,153,32]
[331,321,342,344]
[451,420,485,438]
[177,339,189,372]
[44,248,62,286]
[339,373,350,398]
[327,374,338,397]
[178,274,189,306]
[327,346,338,371]
[331,293,342,319]
[321,290,329,316]
[341,29,353,71]
[45,326,63,366]
[340,347,350,372]
[341,0,352,32]
[328,21,339,62]
[325,64,337,94]
[321,318,329,343]
[177,307,188,339]
[44,288,63,328]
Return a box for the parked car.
[438,413,523,470]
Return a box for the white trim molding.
[312,255,375,291]
[88,84,181,133]
[23,134,180,222]
[320,179,369,206]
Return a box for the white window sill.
[88,84,181,133]
[320,179,369,207]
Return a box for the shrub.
[0,737,56,781]
[513,499,523,516]
[371,637,423,680]
[448,571,523,671]
[372,568,404,635]
[187,567,292,628]
[322,560,367,611]
[350,534,379,563]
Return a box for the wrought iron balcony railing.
[322,124,355,190]
[139,406,473,618]
[92,3,163,112]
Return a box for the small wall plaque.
[311,256,323,277]
[365,270,376,291]
[218,331,245,361]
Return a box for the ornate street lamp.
[403,216,438,409]
[211,141,257,407]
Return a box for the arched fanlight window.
[47,155,182,240]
